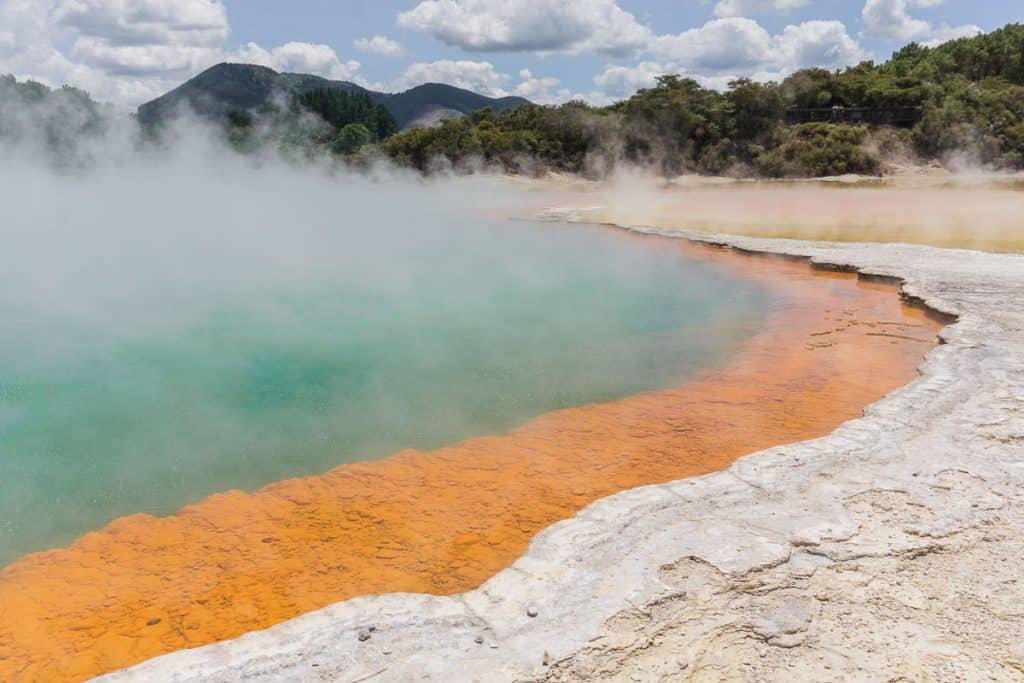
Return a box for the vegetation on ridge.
[380,23,1024,176]
[2,23,1023,176]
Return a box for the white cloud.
[712,0,812,18]
[51,0,229,47]
[67,39,213,77]
[861,0,931,40]
[588,17,865,104]
[512,68,573,104]
[593,62,675,99]
[650,18,774,72]
[390,60,510,95]
[0,0,158,103]
[649,17,865,74]
[922,23,983,47]
[353,35,405,57]
[50,0,229,78]
[397,0,651,57]
[0,0,367,106]
[860,0,980,44]
[394,0,864,95]
[773,20,867,69]
[233,42,361,81]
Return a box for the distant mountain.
[137,63,530,130]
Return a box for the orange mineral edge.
[0,236,944,682]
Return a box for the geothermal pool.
[0,172,942,682]
[1,218,767,566]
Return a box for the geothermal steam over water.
[0,166,769,565]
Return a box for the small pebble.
[526,607,538,618]
[368,625,377,632]
[383,650,392,656]
[357,629,371,642]
[145,617,161,627]
[474,635,484,644]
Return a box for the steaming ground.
[533,171,1024,254]
[0,147,773,565]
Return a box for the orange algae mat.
[0,238,944,682]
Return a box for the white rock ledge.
[97,224,1024,682]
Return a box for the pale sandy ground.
[517,171,1024,254]
[97,181,1024,682]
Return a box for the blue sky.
[0,1,1019,108]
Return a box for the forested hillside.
[382,23,1024,177]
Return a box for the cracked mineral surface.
[90,224,1024,682]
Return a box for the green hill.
[137,63,529,130]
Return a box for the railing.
[784,107,922,126]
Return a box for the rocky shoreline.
[98,224,1024,682]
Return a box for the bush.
[333,123,373,154]
[756,124,881,177]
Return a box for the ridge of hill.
[136,63,529,130]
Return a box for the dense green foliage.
[383,102,609,172]
[333,123,374,154]
[218,88,398,156]
[380,23,1024,177]
[297,89,397,144]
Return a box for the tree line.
[381,23,1024,177]
[3,23,1022,176]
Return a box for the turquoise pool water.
[0,175,770,565]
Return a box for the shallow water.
[0,209,768,566]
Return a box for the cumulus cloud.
[922,23,983,47]
[233,42,361,81]
[649,17,865,74]
[0,0,981,113]
[586,17,865,104]
[512,68,575,104]
[593,62,674,99]
[509,68,612,105]
[0,0,368,107]
[712,0,812,18]
[650,18,774,72]
[390,60,510,95]
[353,35,405,57]
[773,20,867,69]
[397,0,651,57]
[52,0,228,78]
[0,0,160,103]
[51,0,229,47]
[860,0,980,44]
